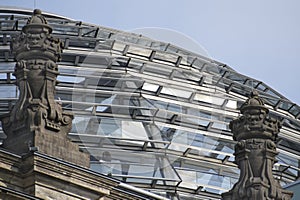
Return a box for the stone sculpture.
[222,91,293,200]
[6,9,71,134]
[1,9,89,167]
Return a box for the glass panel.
[166,44,179,54]
[182,116,210,127]
[194,93,224,106]
[0,85,17,98]
[150,41,168,50]
[256,82,267,91]
[110,34,139,44]
[231,85,249,96]
[181,71,202,82]
[226,100,237,109]
[265,89,280,98]
[191,58,206,69]
[90,149,180,184]
[0,62,14,70]
[178,170,198,189]
[96,40,114,50]
[161,87,191,99]
[212,122,228,130]
[121,121,148,141]
[203,63,221,74]
[52,24,79,36]
[142,82,160,92]
[0,73,6,79]
[0,21,15,30]
[112,41,127,52]
[154,51,178,63]
[97,29,112,39]
[127,58,144,70]
[177,168,238,195]
[225,73,247,84]
[278,101,293,111]
[136,38,152,47]
[289,105,300,116]
[57,75,85,83]
[127,46,152,57]
[245,79,260,88]
[81,27,98,38]
[144,63,172,77]
[264,96,278,107]
[276,153,299,180]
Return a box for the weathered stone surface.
[0,9,89,167]
[222,91,293,200]
[0,150,111,200]
[0,149,157,200]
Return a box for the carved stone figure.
[1,9,89,167]
[221,91,293,200]
[5,9,70,134]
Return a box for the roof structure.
[0,7,299,200]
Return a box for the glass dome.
[0,7,299,199]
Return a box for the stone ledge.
[0,149,112,199]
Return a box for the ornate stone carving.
[222,91,293,200]
[3,9,72,135]
[0,9,90,167]
[230,91,281,141]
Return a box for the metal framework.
[0,7,299,200]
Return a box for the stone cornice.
[0,148,162,199]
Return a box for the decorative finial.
[33,9,42,15]
[230,91,280,141]
[240,90,268,114]
[22,9,52,35]
[12,9,59,62]
[26,8,48,25]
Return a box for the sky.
[1,0,300,104]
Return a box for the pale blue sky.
[1,0,300,104]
